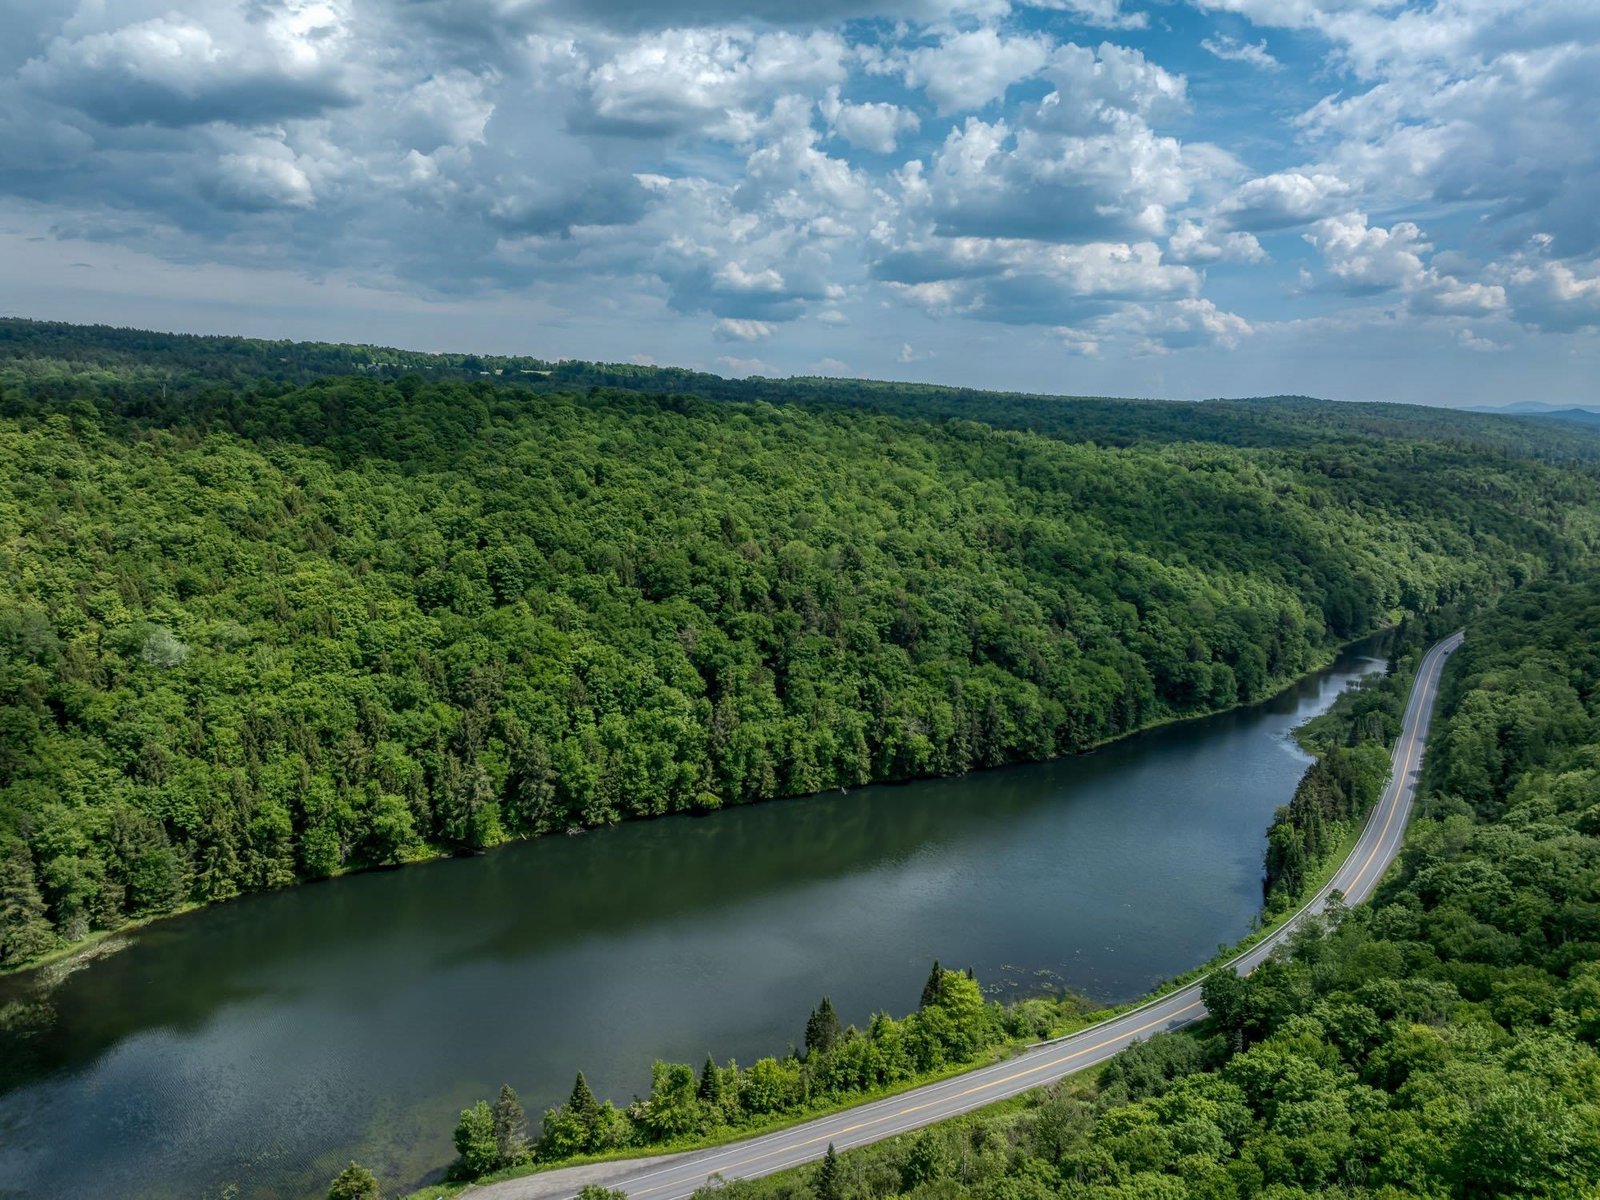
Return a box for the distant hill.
[7,317,1600,462]
[1463,400,1600,422]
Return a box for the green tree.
[452,1101,499,1179]
[0,838,54,966]
[805,997,842,1056]
[493,1084,531,1166]
[326,1161,380,1200]
[567,1071,603,1150]
[816,1143,843,1200]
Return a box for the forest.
[3,321,1600,969]
[622,577,1600,1200]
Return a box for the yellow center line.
[622,636,1459,1200]
[1342,639,1449,900]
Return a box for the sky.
[1,0,1597,405]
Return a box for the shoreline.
[1,626,1393,985]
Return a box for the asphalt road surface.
[486,632,1463,1200]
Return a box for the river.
[0,642,1385,1199]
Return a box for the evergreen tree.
[919,960,944,1009]
[817,1143,844,1200]
[804,997,842,1056]
[326,1162,380,1200]
[697,1054,723,1104]
[0,839,54,967]
[568,1071,602,1149]
[493,1083,531,1166]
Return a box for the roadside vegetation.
[651,578,1600,1200]
[4,324,1600,972]
[405,609,1433,1194]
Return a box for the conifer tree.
[493,1083,530,1165]
[805,996,842,1055]
[568,1071,602,1149]
[919,961,944,1009]
[698,1054,722,1104]
[0,839,54,967]
[817,1143,844,1200]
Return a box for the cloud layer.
[0,0,1596,401]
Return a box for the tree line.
[665,577,1600,1200]
[3,327,1600,969]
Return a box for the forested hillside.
[2,324,1599,970]
[6,318,1599,462]
[686,578,1600,1200]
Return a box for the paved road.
[487,632,1462,1200]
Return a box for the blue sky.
[1,0,1597,405]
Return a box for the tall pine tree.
[0,839,53,967]
[805,997,842,1055]
[817,1143,843,1200]
[493,1083,530,1165]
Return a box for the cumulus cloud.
[1303,211,1505,315]
[714,316,775,340]
[904,43,1206,246]
[579,28,847,137]
[1167,219,1266,264]
[0,0,1593,393]
[1489,242,1600,332]
[1220,171,1353,231]
[902,28,1052,114]
[875,235,1199,325]
[819,87,919,153]
[717,353,777,374]
[208,149,318,210]
[1055,297,1253,355]
[19,6,355,128]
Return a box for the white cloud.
[19,7,355,127]
[1054,296,1253,354]
[718,353,778,374]
[1167,219,1266,264]
[902,28,1051,114]
[582,28,847,137]
[1024,0,1151,31]
[1303,210,1506,315]
[209,149,318,210]
[1220,171,1353,231]
[1200,34,1279,69]
[819,87,919,153]
[1490,249,1600,332]
[713,316,774,340]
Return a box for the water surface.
[0,644,1384,1199]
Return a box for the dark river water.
[0,643,1384,1200]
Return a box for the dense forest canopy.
[7,318,1600,462]
[666,578,1600,1200]
[2,321,1599,969]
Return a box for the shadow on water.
[0,640,1386,1200]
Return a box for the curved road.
[490,632,1462,1200]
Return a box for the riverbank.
[1,628,1394,983]
[404,633,1459,1200]
[396,635,1419,1198]
[0,637,1401,1200]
